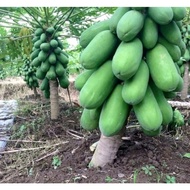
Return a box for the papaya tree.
[179,8,190,100]
[0,7,115,120]
[75,7,187,167]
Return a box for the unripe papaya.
[46,65,57,80]
[133,86,163,131]
[146,44,180,92]
[148,7,173,25]
[122,60,149,105]
[159,21,182,46]
[140,16,158,49]
[80,107,101,131]
[158,36,181,62]
[109,7,130,34]
[80,19,110,48]
[150,82,173,126]
[99,84,131,137]
[79,60,119,109]
[116,10,144,42]
[112,38,143,80]
[74,69,95,91]
[79,30,119,69]
[172,7,186,21]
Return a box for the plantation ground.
[0,77,190,184]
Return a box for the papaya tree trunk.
[89,132,123,167]
[33,87,38,99]
[50,80,59,120]
[181,62,189,100]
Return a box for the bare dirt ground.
[0,77,190,184]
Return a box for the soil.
[0,77,190,184]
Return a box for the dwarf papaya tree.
[76,7,187,167]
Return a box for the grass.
[0,99,69,183]
[11,101,48,139]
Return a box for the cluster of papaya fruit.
[30,25,70,98]
[22,57,39,89]
[176,57,186,78]
[176,23,190,77]
[75,7,187,137]
[181,23,190,48]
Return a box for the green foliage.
[183,153,190,158]
[105,176,113,183]
[67,7,115,37]
[165,175,176,183]
[167,109,185,135]
[141,165,156,176]
[0,7,116,77]
[52,155,62,169]
[0,59,23,78]
[104,175,127,183]
[173,109,185,126]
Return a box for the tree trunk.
[50,80,59,120]
[33,87,38,99]
[89,132,123,168]
[181,62,189,100]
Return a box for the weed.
[165,175,176,183]
[183,153,190,158]
[105,176,113,183]
[105,176,127,183]
[14,101,34,116]
[133,169,139,183]
[52,155,62,169]
[141,165,156,176]
[141,165,161,183]
[11,124,27,138]
[27,167,33,176]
